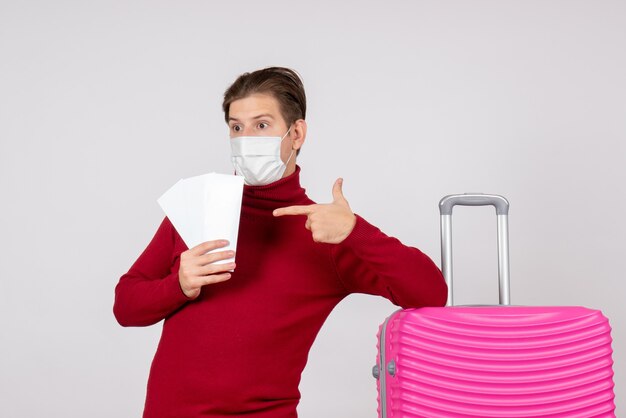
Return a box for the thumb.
[332,178,348,204]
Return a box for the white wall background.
[1,0,624,416]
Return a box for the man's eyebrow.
[228,114,275,123]
[252,114,274,120]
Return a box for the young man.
[114,67,447,418]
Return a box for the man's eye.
[233,125,241,132]
[258,123,268,129]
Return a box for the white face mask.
[230,127,294,186]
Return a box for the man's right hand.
[178,240,235,300]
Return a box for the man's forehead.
[229,94,281,120]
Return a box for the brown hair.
[222,67,307,126]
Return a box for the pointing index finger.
[273,205,317,217]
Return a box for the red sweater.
[113,166,447,418]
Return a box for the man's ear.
[292,119,307,151]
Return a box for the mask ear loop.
[282,125,296,166]
[281,125,293,141]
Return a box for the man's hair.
[222,67,307,127]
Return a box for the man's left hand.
[273,178,357,244]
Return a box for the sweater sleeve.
[113,216,193,327]
[330,214,448,309]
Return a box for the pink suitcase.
[373,194,616,417]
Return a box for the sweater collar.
[242,165,309,211]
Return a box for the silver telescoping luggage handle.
[439,194,511,307]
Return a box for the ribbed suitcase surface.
[376,306,615,418]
